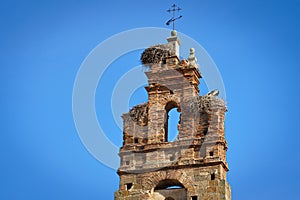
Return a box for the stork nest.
[129,103,148,126]
[187,94,226,113]
[140,45,174,65]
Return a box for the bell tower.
[114,30,231,200]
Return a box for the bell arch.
[155,179,184,190]
[164,101,181,142]
[143,170,195,192]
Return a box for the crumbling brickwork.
[115,31,231,200]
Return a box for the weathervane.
[166,4,182,30]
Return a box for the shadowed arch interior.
[165,197,175,200]
[154,179,184,190]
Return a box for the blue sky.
[1,0,300,199]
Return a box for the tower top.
[166,30,181,57]
[166,4,183,30]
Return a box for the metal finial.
[166,4,182,30]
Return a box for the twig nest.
[140,46,173,65]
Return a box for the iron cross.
[166,4,182,30]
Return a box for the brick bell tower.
[114,30,231,200]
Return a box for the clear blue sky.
[1,0,300,199]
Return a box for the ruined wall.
[115,41,231,200]
[119,92,228,173]
[115,167,231,200]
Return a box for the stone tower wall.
[115,32,231,200]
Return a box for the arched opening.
[153,179,187,200]
[155,179,184,190]
[199,111,209,136]
[165,197,175,200]
[164,101,180,142]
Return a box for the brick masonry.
[115,32,231,200]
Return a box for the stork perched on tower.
[207,89,220,96]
